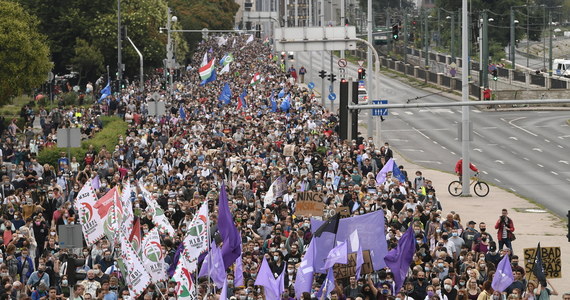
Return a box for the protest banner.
[333,250,373,279]
[295,191,325,216]
[283,144,296,157]
[523,247,561,279]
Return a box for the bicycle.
[448,173,489,197]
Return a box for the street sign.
[328,93,337,101]
[358,60,365,67]
[329,86,333,93]
[339,68,346,74]
[308,82,315,89]
[338,59,348,68]
[274,26,357,52]
[372,100,388,116]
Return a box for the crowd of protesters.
[0,34,566,300]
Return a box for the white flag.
[173,255,197,300]
[217,36,227,46]
[219,63,230,75]
[182,202,209,273]
[141,228,168,283]
[75,180,105,246]
[138,182,176,235]
[246,34,254,44]
[120,182,134,231]
[120,230,152,298]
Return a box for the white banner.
[182,202,209,273]
[120,230,152,298]
[173,255,197,300]
[141,228,168,283]
[75,180,105,246]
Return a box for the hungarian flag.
[199,58,216,82]
[250,72,261,86]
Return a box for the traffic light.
[318,70,327,79]
[492,69,498,81]
[392,24,399,40]
[120,25,127,41]
[328,73,337,82]
[358,68,363,79]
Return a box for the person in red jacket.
[454,159,479,180]
[495,208,515,252]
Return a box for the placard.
[295,191,325,216]
[283,144,296,157]
[333,250,373,279]
[523,247,561,279]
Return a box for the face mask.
[438,263,444,268]
[512,262,518,266]
[460,281,466,286]
[227,280,234,285]
[382,289,389,295]
[459,256,464,261]
[480,264,486,268]
[287,269,294,274]
[444,284,452,291]
[481,237,487,242]
[62,280,68,285]
[493,296,500,300]
[480,228,486,232]
[436,229,442,233]
[83,251,89,256]
[253,246,259,251]
[427,291,434,297]
[273,255,279,261]
[442,235,449,240]
[452,232,458,237]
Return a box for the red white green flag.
[250,72,261,85]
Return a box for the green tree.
[71,38,105,86]
[0,1,52,105]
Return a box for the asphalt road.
[297,50,570,218]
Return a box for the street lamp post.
[164,8,177,95]
[510,5,527,69]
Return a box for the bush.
[37,116,128,167]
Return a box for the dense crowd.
[0,34,566,300]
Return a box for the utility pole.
[321,0,325,106]
[341,0,345,59]
[482,10,489,88]
[461,0,471,196]
[437,8,441,48]
[117,0,122,90]
[367,0,374,137]
[404,13,408,63]
[548,12,553,76]
[166,7,174,95]
[424,9,428,69]
[451,13,455,60]
[510,8,515,68]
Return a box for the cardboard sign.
[523,247,562,279]
[296,192,325,216]
[283,144,296,157]
[333,250,373,279]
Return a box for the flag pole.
[155,284,168,300]
[206,198,213,296]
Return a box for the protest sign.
[283,145,296,157]
[333,250,373,279]
[296,191,325,216]
[523,247,561,279]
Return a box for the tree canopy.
[0,1,52,104]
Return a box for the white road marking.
[482,171,488,175]
[532,148,543,153]
[441,146,447,149]
[482,127,497,129]
[503,117,538,136]
[472,109,481,113]
[416,160,442,165]
[402,149,425,152]
[473,148,482,152]
[551,171,559,175]
[537,164,544,168]
[450,152,456,155]
[390,138,409,142]
[495,178,501,183]
[510,188,516,192]
[473,131,484,138]
[559,160,569,165]
[392,112,400,116]
[523,157,530,161]
[412,127,431,139]
[405,111,414,115]
[544,139,550,143]
[558,134,570,139]
[495,160,504,164]
[558,145,564,148]
[509,137,518,140]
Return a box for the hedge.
[37,116,128,168]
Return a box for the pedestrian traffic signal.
[392,24,399,40]
[328,73,337,82]
[492,69,498,81]
[318,70,327,79]
[357,68,366,80]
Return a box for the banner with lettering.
[75,180,105,246]
[523,247,562,279]
[295,191,325,216]
[120,229,152,298]
[141,227,168,283]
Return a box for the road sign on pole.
[338,59,348,67]
[358,60,365,67]
[372,100,388,116]
[308,82,315,89]
[328,93,337,101]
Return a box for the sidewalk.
[393,150,570,296]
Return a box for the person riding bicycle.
[455,158,479,180]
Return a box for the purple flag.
[167,243,184,277]
[316,268,335,299]
[220,278,228,300]
[376,158,395,184]
[311,210,388,272]
[492,255,514,292]
[234,255,244,287]
[198,242,227,288]
[92,175,100,190]
[294,237,317,299]
[384,225,416,293]
[218,184,241,269]
[356,245,364,280]
[254,257,285,300]
[323,240,348,270]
